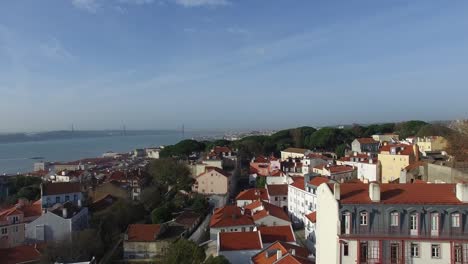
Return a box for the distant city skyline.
[1,1,468,132]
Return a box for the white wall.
[266,175,288,185]
[254,216,290,227]
[316,184,340,264]
[210,225,255,241]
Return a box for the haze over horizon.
[1,0,468,133]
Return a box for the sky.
[0,0,468,132]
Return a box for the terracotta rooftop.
[250,202,290,222]
[266,184,288,196]
[219,231,263,251]
[213,146,232,154]
[41,182,81,196]
[198,167,230,178]
[379,144,414,156]
[258,225,295,243]
[356,138,379,144]
[0,245,41,264]
[305,212,316,223]
[306,153,332,160]
[210,205,254,228]
[236,188,269,201]
[252,241,311,264]
[126,224,161,242]
[290,177,305,191]
[282,148,309,154]
[309,176,329,187]
[332,183,466,205]
[174,210,201,228]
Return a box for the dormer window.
[451,213,461,228]
[390,212,399,227]
[360,212,368,226]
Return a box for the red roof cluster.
[248,201,290,222]
[356,138,379,144]
[379,144,415,156]
[219,231,263,251]
[252,241,311,264]
[334,183,466,205]
[210,206,254,228]
[0,245,41,264]
[198,167,230,178]
[126,224,161,242]
[213,146,232,154]
[290,177,305,191]
[309,176,329,187]
[41,182,81,196]
[305,212,316,223]
[266,184,288,196]
[236,188,269,201]
[258,225,295,243]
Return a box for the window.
[220,229,225,232]
[452,213,461,228]
[343,243,349,256]
[455,245,463,262]
[390,212,399,226]
[1,228,6,235]
[360,212,368,226]
[65,195,70,201]
[431,213,439,236]
[431,244,440,258]
[55,196,60,203]
[14,226,18,233]
[275,197,278,201]
[410,213,418,235]
[391,243,399,263]
[360,242,368,262]
[410,243,419,257]
[12,216,19,224]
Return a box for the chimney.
[62,208,68,218]
[369,158,373,164]
[334,183,340,200]
[456,183,468,203]
[369,182,380,202]
[276,250,282,260]
[413,144,420,161]
[291,249,296,256]
[77,199,82,208]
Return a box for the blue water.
[0,132,214,174]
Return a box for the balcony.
[339,226,468,241]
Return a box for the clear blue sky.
[1,0,467,132]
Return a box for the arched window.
[390,212,399,227]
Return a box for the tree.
[148,159,193,191]
[41,229,104,263]
[164,239,206,264]
[16,186,41,201]
[139,185,163,211]
[335,144,347,159]
[416,124,453,137]
[151,205,173,224]
[447,120,468,162]
[394,120,428,139]
[190,194,208,213]
[204,255,231,264]
[256,176,267,188]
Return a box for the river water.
[0,132,216,174]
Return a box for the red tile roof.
[210,206,254,228]
[290,177,305,191]
[198,167,230,178]
[236,188,269,201]
[309,176,329,187]
[0,245,41,264]
[328,165,355,173]
[305,212,316,223]
[334,183,466,205]
[253,156,269,163]
[379,144,414,156]
[126,224,161,242]
[306,153,331,160]
[258,225,295,243]
[282,148,309,154]
[251,202,290,222]
[356,138,379,144]
[42,182,81,196]
[252,241,310,264]
[219,231,263,251]
[266,184,288,196]
[213,146,232,154]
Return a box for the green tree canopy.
[148,159,193,191]
[151,204,173,224]
[204,255,231,264]
[416,124,453,137]
[164,239,206,264]
[395,120,428,138]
